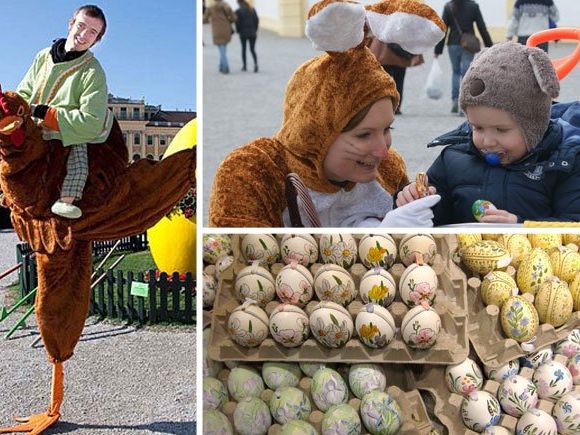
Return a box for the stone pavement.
[202,24,580,225]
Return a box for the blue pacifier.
[484,152,501,166]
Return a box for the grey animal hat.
[460,41,560,150]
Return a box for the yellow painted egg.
[570,271,580,311]
[528,234,562,251]
[500,296,539,342]
[457,234,482,255]
[498,234,532,268]
[535,277,574,327]
[399,233,437,266]
[563,234,580,246]
[549,246,580,283]
[516,248,553,296]
[460,241,511,275]
[481,271,518,307]
[481,234,501,241]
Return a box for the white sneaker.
[51,200,82,219]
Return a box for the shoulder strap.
[448,4,464,35]
[285,173,321,227]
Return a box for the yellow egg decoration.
[460,241,511,275]
[570,272,580,311]
[501,296,539,342]
[563,234,580,245]
[534,277,573,327]
[481,234,501,241]
[481,271,518,307]
[516,248,553,296]
[457,234,482,255]
[147,119,197,275]
[528,234,562,252]
[549,246,580,283]
[498,234,532,268]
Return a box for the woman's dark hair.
[342,102,375,132]
[237,0,252,10]
[72,5,107,41]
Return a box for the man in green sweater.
[17,4,112,219]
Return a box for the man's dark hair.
[72,5,107,41]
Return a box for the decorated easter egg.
[399,263,438,307]
[570,272,580,311]
[314,264,357,306]
[482,234,501,241]
[360,390,402,435]
[319,234,358,269]
[555,329,580,358]
[401,305,441,350]
[569,353,580,385]
[500,296,539,342]
[399,233,437,266]
[234,397,272,435]
[461,241,511,275]
[460,391,501,432]
[227,366,265,402]
[550,246,580,283]
[534,277,573,327]
[204,410,234,434]
[203,377,228,410]
[445,358,484,397]
[355,303,396,349]
[563,234,580,245]
[275,263,314,307]
[269,303,310,348]
[228,300,269,347]
[553,391,580,435]
[310,301,354,348]
[269,387,311,424]
[532,360,573,400]
[517,248,553,295]
[348,363,387,399]
[235,264,276,306]
[472,200,496,222]
[457,233,482,255]
[215,255,234,278]
[241,233,279,266]
[280,420,317,435]
[202,234,232,265]
[359,268,397,307]
[262,362,302,390]
[311,368,349,412]
[520,347,553,370]
[280,234,318,266]
[516,409,557,435]
[203,327,224,377]
[497,375,538,417]
[482,427,511,435]
[322,404,362,435]
[497,234,532,268]
[483,359,520,382]
[528,233,562,251]
[481,271,517,307]
[203,272,217,308]
[299,362,328,378]
[358,234,397,269]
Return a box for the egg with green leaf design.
[500,296,539,342]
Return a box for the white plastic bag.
[425,58,443,100]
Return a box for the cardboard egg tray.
[215,366,435,435]
[209,234,469,364]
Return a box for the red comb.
[0,84,10,115]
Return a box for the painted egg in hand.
[472,200,496,222]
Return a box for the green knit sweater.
[17,47,113,146]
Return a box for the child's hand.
[396,183,437,207]
[479,208,518,223]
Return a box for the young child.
[397,41,580,225]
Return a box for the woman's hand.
[480,209,518,223]
[396,183,437,207]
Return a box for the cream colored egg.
[280,234,318,266]
[534,277,573,327]
[319,234,358,269]
[445,358,484,397]
[457,233,482,255]
[228,300,270,347]
[359,268,397,307]
[516,248,553,296]
[516,409,557,434]
[497,234,531,268]
[203,234,232,265]
[553,391,580,435]
[309,301,354,348]
[275,263,314,307]
[241,234,280,266]
[399,263,438,307]
[460,391,501,432]
[461,241,512,275]
[358,234,397,268]
[269,304,310,348]
[401,305,441,350]
[482,234,501,241]
[500,296,539,342]
[528,233,562,251]
[399,233,437,266]
[235,264,276,306]
[570,271,580,311]
[532,360,573,400]
[549,246,580,283]
[563,234,580,246]
[481,271,517,307]
[203,272,217,309]
[314,264,357,306]
[355,303,396,349]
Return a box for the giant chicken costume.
[0,88,195,434]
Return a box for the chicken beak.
[0,116,23,135]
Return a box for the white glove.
[379,195,441,227]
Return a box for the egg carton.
[216,367,435,435]
[209,235,469,364]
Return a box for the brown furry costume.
[209,0,445,227]
[0,90,195,434]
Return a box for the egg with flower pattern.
[360,390,402,435]
[532,360,573,400]
[275,263,314,307]
[481,271,517,307]
[319,234,358,269]
[280,234,318,266]
[534,277,573,327]
[355,303,396,349]
[399,233,437,266]
[497,375,538,417]
[399,262,438,307]
[241,234,280,266]
[359,268,397,307]
[235,264,276,306]
[401,305,441,350]
[516,248,553,295]
[311,368,349,412]
[553,391,580,435]
[497,234,531,268]
[500,295,539,342]
[358,234,397,268]
[314,264,357,306]
[461,241,511,275]
[309,301,353,349]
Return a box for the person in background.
[203,0,236,74]
[235,0,259,73]
[507,0,559,52]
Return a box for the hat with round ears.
[460,41,560,151]
[277,0,445,193]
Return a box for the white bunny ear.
[305,1,366,52]
[528,48,560,99]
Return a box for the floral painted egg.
[241,233,280,266]
[299,362,328,378]
[310,301,354,348]
[314,264,357,306]
[359,268,397,307]
[482,427,511,435]
[228,300,269,347]
[215,255,234,278]
[483,359,520,382]
[203,234,232,265]
[234,397,272,435]
[553,391,580,435]
[203,409,234,435]
[533,360,573,400]
[516,409,558,435]
[457,233,482,255]
[555,329,580,358]
[311,368,349,412]
[275,263,314,307]
[481,271,517,307]
[319,234,358,269]
[569,353,580,385]
[570,272,580,311]
[322,404,362,435]
[348,363,387,400]
[235,264,276,306]
[355,303,396,349]
[203,327,224,377]
[517,248,553,295]
[203,377,228,410]
[399,263,438,307]
[203,272,217,309]
[401,305,441,350]
[534,277,573,327]
[472,200,497,222]
[563,234,580,245]
[498,234,532,268]
[497,375,538,417]
[461,241,511,275]
[269,304,310,348]
[445,358,484,397]
[528,233,562,251]
[360,390,402,435]
[358,234,397,268]
[227,366,265,402]
[280,234,318,267]
[500,296,539,342]
[550,246,580,283]
[280,420,318,435]
[460,391,501,432]
[262,362,302,390]
[399,233,437,266]
[269,387,311,424]
[520,346,553,370]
